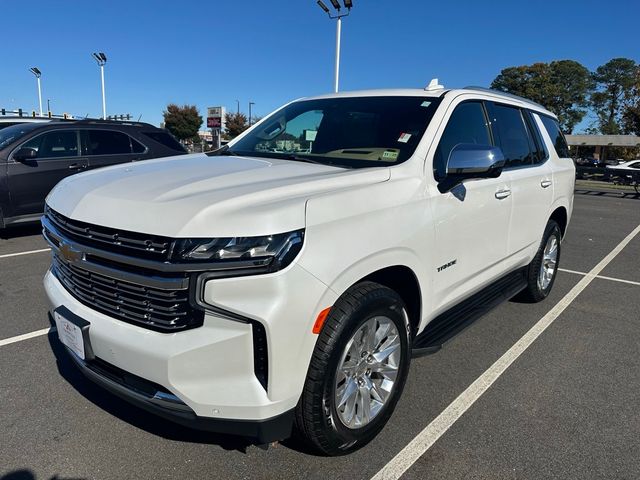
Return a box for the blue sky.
[2,0,638,131]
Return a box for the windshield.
[0,123,42,149]
[215,96,442,168]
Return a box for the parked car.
[576,157,600,167]
[606,160,640,193]
[42,85,574,455]
[0,119,186,228]
[606,160,640,171]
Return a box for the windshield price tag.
[398,133,412,143]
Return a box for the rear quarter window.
[142,131,186,153]
[539,116,570,158]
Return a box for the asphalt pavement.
[1,191,639,480]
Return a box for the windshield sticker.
[382,150,399,161]
[398,133,412,143]
[421,101,432,107]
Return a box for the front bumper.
[44,256,336,436]
[61,339,294,443]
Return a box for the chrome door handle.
[495,189,511,199]
[541,179,552,188]
[68,163,88,170]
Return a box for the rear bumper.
[63,343,294,443]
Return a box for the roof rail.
[462,86,548,111]
[72,118,151,127]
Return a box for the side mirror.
[13,147,38,162]
[439,144,505,193]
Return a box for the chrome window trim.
[9,128,81,163]
[81,128,149,157]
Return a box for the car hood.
[46,153,390,237]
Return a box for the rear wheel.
[294,281,411,456]
[519,220,562,302]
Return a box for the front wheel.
[519,220,562,302]
[294,281,411,455]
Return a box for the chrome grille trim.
[52,254,200,331]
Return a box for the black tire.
[294,281,411,456]
[518,220,562,303]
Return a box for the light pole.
[236,99,240,115]
[248,101,255,126]
[47,99,51,115]
[29,67,43,117]
[317,0,352,93]
[91,52,108,120]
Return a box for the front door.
[7,129,84,218]
[428,99,512,313]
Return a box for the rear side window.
[523,111,548,164]
[87,130,134,155]
[434,101,491,180]
[142,131,186,153]
[21,130,79,159]
[489,104,536,168]
[131,138,146,154]
[539,116,570,158]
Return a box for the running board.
[412,268,528,358]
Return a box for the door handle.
[68,163,87,170]
[495,189,511,200]
[541,179,552,188]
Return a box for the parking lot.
[1,190,639,480]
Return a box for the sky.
[2,0,639,131]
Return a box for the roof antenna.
[425,78,444,91]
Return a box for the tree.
[491,60,592,133]
[163,104,202,142]
[225,112,249,138]
[621,71,640,135]
[590,58,638,135]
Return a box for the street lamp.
[316,0,353,93]
[236,99,240,115]
[249,101,255,126]
[91,52,107,120]
[29,67,43,117]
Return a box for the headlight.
[171,229,304,272]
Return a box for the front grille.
[52,254,203,332]
[46,206,172,261]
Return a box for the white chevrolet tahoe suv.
[43,85,574,455]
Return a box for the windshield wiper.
[280,154,326,165]
[206,145,238,157]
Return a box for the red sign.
[207,117,221,128]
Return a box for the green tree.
[590,58,639,134]
[225,112,249,138]
[491,60,592,133]
[621,72,640,135]
[162,104,203,142]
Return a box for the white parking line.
[0,327,56,348]
[371,223,640,480]
[559,268,640,287]
[0,248,50,259]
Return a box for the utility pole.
[91,52,108,120]
[317,0,353,93]
[249,101,255,126]
[29,67,43,117]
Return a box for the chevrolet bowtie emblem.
[59,241,83,263]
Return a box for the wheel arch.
[549,205,568,238]
[360,265,422,337]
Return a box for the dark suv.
[0,119,187,227]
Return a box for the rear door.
[83,129,147,170]
[7,129,83,217]
[487,103,554,265]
